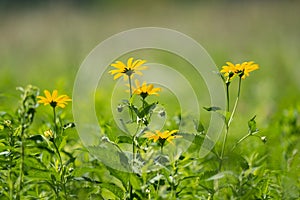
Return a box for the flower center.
[158,137,166,147]
[237,69,245,77]
[140,92,148,99]
[123,68,134,77]
[50,101,57,108]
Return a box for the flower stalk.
[218,61,258,171]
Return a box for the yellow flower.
[144,130,181,145]
[235,61,259,79]
[132,80,161,99]
[44,129,54,138]
[109,57,148,80]
[220,61,259,81]
[37,90,71,108]
[220,62,237,80]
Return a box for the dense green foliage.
[0,84,299,199]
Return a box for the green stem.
[129,183,133,199]
[129,123,143,199]
[8,129,14,200]
[128,75,133,98]
[231,130,259,151]
[53,141,63,170]
[128,75,135,122]
[132,135,136,168]
[228,77,242,126]
[231,133,251,152]
[53,140,68,199]
[18,125,25,200]
[226,82,230,113]
[8,170,13,200]
[219,124,229,171]
[219,77,242,171]
[156,173,161,197]
[53,107,58,133]
[52,107,68,199]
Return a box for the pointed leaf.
[116,135,132,144]
[203,106,222,112]
[101,183,125,199]
[248,115,258,134]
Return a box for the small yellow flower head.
[235,61,259,79]
[144,130,182,145]
[109,57,148,80]
[44,129,54,139]
[132,80,161,99]
[37,90,71,108]
[220,62,237,82]
[220,61,259,82]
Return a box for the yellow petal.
[134,59,146,68]
[44,90,52,101]
[111,61,126,69]
[109,69,123,75]
[113,73,124,80]
[127,57,134,69]
[134,79,141,88]
[52,90,58,100]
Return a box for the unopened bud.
[261,136,267,143]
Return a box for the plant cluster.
[0,58,299,199]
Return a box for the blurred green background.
[1,0,300,125]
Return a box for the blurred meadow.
[1,0,300,110]
[0,0,300,198]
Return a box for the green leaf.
[101,183,125,199]
[203,106,222,112]
[248,115,258,134]
[106,167,129,189]
[89,145,129,172]
[130,173,141,189]
[116,135,132,144]
[206,171,234,181]
[63,122,76,130]
[139,102,157,117]
[193,120,205,133]
[58,136,67,151]
[28,134,44,142]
